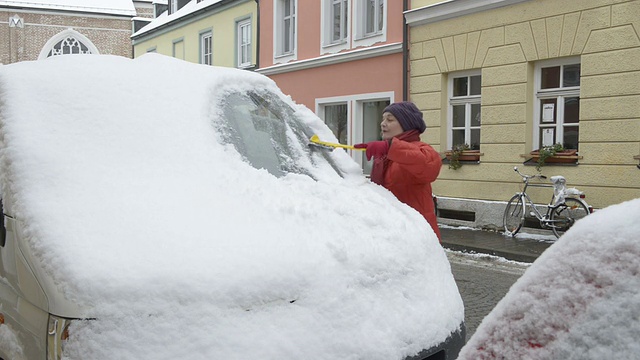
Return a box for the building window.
[353,0,385,47]
[47,37,91,57]
[535,58,580,150]
[200,31,212,65]
[330,0,348,44]
[38,29,99,60]
[173,38,184,60]
[448,72,481,150]
[318,94,391,175]
[275,0,296,58]
[362,0,383,37]
[323,103,348,145]
[170,0,178,14]
[237,19,252,68]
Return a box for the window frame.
[200,30,213,66]
[172,38,184,60]
[533,57,581,150]
[170,0,178,14]
[447,70,482,150]
[274,0,297,63]
[321,0,350,53]
[353,0,386,47]
[316,92,394,173]
[236,18,252,68]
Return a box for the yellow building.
[406,0,640,230]
[132,0,257,69]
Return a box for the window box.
[528,149,578,164]
[444,149,482,162]
[443,149,482,170]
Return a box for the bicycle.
[503,167,592,239]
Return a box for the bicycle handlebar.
[513,166,547,181]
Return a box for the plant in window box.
[445,144,480,170]
[530,143,577,171]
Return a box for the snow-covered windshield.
[217,89,342,178]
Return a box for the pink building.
[257,0,407,173]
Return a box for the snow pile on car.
[0,54,463,359]
[459,198,640,359]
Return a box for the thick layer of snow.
[133,0,224,37]
[0,0,137,16]
[459,198,640,359]
[0,54,463,359]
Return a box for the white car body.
[459,198,640,359]
[0,54,464,360]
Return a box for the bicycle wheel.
[550,197,590,238]
[503,194,525,236]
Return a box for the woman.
[354,101,442,240]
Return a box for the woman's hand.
[354,141,389,161]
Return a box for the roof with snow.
[0,0,137,16]
[132,0,228,38]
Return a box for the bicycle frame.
[514,182,559,229]
[505,167,592,237]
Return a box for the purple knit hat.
[383,101,427,134]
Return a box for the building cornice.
[256,43,403,76]
[404,0,530,26]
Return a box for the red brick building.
[1,0,153,64]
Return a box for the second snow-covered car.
[0,54,465,360]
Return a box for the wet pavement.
[440,226,554,263]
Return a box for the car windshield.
[217,89,343,179]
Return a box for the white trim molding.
[257,42,401,76]
[404,0,530,26]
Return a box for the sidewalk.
[440,226,554,263]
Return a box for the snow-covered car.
[458,198,640,359]
[0,54,465,360]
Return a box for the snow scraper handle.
[309,135,366,151]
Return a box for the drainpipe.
[402,0,408,101]
[255,0,260,70]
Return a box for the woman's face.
[380,112,404,140]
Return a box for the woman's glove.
[354,141,389,161]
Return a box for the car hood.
[0,55,464,359]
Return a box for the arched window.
[38,29,99,60]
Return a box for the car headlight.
[47,315,71,360]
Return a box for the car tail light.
[47,315,71,360]
[579,194,586,199]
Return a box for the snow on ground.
[0,54,463,359]
[458,198,640,359]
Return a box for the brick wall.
[2,10,135,64]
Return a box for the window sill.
[441,150,483,166]
[520,152,583,166]
[444,150,483,162]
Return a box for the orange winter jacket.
[371,135,442,240]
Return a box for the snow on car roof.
[458,198,640,359]
[0,0,137,16]
[0,54,462,359]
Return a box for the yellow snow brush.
[309,135,366,151]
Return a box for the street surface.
[446,251,530,340]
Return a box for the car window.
[217,89,344,179]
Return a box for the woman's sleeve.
[386,139,442,183]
